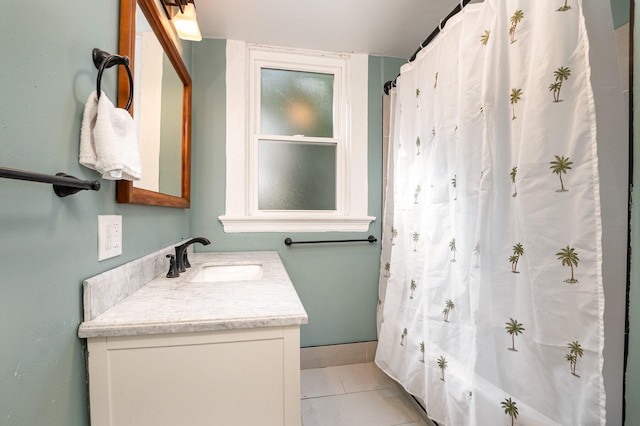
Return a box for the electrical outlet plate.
[98,215,122,261]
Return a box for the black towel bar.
[284,235,377,246]
[92,48,134,111]
[0,167,101,197]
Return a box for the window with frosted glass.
[258,67,337,211]
[260,69,334,137]
[259,140,336,210]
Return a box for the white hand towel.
[79,90,141,181]
[79,91,99,171]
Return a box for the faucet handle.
[166,254,180,278]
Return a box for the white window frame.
[219,40,374,233]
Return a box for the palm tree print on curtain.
[557,0,571,12]
[416,136,421,155]
[509,10,524,44]
[437,356,448,382]
[449,238,457,262]
[451,175,457,200]
[391,227,398,245]
[510,243,524,273]
[414,185,422,204]
[501,397,519,426]
[410,279,417,299]
[480,30,490,46]
[510,88,523,120]
[443,299,455,322]
[565,341,584,377]
[412,232,420,252]
[549,66,572,102]
[557,246,579,283]
[419,342,425,363]
[384,262,391,277]
[473,242,480,267]
[550,155,573,192]
[505,318,525,351]
[400,328,408,346]
[510,166,518,197]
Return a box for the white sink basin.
[189,263,263,283]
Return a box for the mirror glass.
[132,9,182,197]
[117,0,191,207]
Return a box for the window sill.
[218,215,376,233]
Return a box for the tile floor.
[300,362,432,426]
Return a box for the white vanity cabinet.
[79,251,308,426]
[86,326,301,426]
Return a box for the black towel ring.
[92,48,134,111]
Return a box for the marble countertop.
[78,251,308,338]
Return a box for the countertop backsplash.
[82,241,189,321]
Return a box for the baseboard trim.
[300,341,377,369]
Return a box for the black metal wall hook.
[92,48,134,111]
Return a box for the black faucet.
[175,237,211,273]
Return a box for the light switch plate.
[98,215,122,261]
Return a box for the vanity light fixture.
[161,0,202,41]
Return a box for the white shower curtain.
[376,1,605,424]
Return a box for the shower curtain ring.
[438,19,443,31]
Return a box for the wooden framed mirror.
[117,0,191,208]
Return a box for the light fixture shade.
[172,3,202,41]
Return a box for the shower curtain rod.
[384,0,472,95]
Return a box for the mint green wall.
[190,38,405,347]
[611,0,630,27]
[0,2,192,425]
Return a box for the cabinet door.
[88,327,300,426]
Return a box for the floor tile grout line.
[301,384,405,401]
[338,373,347,394]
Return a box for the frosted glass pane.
[260,69,334,137]
[259,140,336,210]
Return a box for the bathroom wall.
[611,0,631,28]
[190,38,405,347]
[0,2,192,425]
